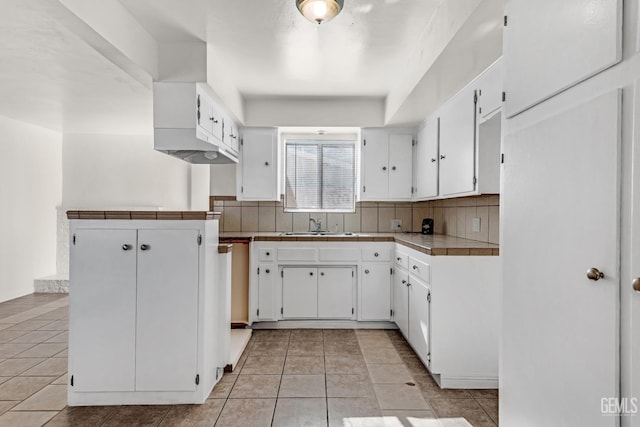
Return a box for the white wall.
[62,134,190,210]
[0,115,62,302]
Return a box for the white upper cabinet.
[361,128,413,201]
[414,117,439,200]
[503,0,622,117]
[195,84,223,142]
[237,128,279,201]
[438,84,477,197]
[476,59,503,120]
[222,114,240,155]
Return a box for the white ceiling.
[120,0,445,97]
[0,0,501,133]
[0,0,153,133]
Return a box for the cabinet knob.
[401,280,407,284]
[633,278,640,293]
[266,252,270,256]
[391,166,396,171]
[122,244,132,251]
[382,166,387,171]
[440,154,446,160]
[397,257,401,261]
[412,265,418,270]
[320,272,325,276]
[586,267,604,281]
[431,158,436,163]
[140,244,150,251]
[209,117,218,123]
[374,252,379,257]
[364,269,370,274]
[265,269,270,274]
[310,272,314,276]
[265,161,269,166]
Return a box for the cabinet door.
[282,267,318,318]
[240,128,277,200]
[438,85,477,197]
[196,88,213,136]
[318,267,354,319]
[210,103,223,142]
[409,277,430,367]
[136,229,199,392]
[504,0,621,117]
[388,134,413,199]
[361,130,389,200]
[69,229,137,392]
[257,264,278,321]
[415,118,439,199]
[360,264,391,320]
[393,269,409,339]
[476,59,503,120]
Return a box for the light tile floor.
[0,294,498,426]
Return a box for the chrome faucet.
[309,217,322,232]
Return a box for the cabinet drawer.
[278,248,316,262]
[319,248,360,262]
[409,256,430,284]
[362,248,390,262]
[394,252,409,270]
[258,248,275,262]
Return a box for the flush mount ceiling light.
[296,0,344,24]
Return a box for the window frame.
[284,139,357,213]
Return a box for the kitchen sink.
[280,231,358,236]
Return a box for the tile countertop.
[66,211,222,220]
[219,232,499,256]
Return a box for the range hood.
[153,82,239,164]
[154,128,238,164]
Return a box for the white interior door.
[69,229,137,392]
[630,80,640,427]
[282,267,318,318]
[503,0,622,117]
[317,267,354,319]
[388,134,413,199]
[136,229,199,392]
[502,91,620,426]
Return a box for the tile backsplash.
[211,194,500,244]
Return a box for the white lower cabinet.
[250,242,391,323]
[68,220,225,405]
[393,268,409,338]
[408,276,431,367]
[360,263,392,321]
[282,266,355,320]
[394,243,499,389]
[257,263,277,321]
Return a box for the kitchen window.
[285,140,356,212]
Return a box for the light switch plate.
[472,217,481,233]
[391,219,402,231]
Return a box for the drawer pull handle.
[140,244,150,251]
[122,244,132,251]
[374,252,379,257]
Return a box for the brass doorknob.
[586,267,604,281]
[633,278,640,293]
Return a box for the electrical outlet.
[472,217,481,233]
[391,219,402,231]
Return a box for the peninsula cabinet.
[361,128,414,201]
[68,218,226,405]
[394,244,500,388]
